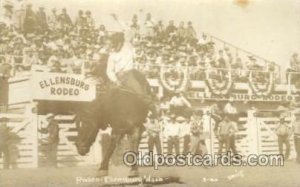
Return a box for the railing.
[202,32,281,77]
[4,63,300,90]
[135,63,281,81]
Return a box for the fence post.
[247,109,259,155]
[287,72,292,95]
[26,102,39,168]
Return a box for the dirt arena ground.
[0,161,299,187]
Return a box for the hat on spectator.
[178,46,186,51]
[99,48,107,54]
[176,116,185,122]
[0,116,9,122]
[46,113,55,119]
[170,114,176,119]
[196,110,203,116]
[69,31,77,36]
[248,56,257,61]
[27,33,36,39]
[165,45,172,50]
[93,54,101,61]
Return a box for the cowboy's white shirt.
[107,42,134,82]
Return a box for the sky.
[26,0,300,69]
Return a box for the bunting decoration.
[159,66,189,92]
[205,69,234,95]
[249,71,274,96]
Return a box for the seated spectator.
[186,21,196,39]
[58,8,73,32]
[47,51,63,72]
[0,57,12,77]
[36,7,48,34]
[215,50,228,69]
[144,13,155,37]
[177,21,186,41]
[289,53,300,72]
[131,14,138,27]
[22,47,41,70]
[48,8,59,31]
[165,20,177,37]
[13,0,26,32]
[23,4,36,35]
[198,33,211,53]
[85,10,95,28]
[74,10,87,30]
[154,20,165,41]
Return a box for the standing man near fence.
[164,115,180,155]
[145,115,162,154]
[0,117,10,169]
[39,113,60,167]
[276,114,292,160]
[292,111,300,164]
[217,116,238,154]
[190,111,204,154]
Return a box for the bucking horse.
[75,69,155,177]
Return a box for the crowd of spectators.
[0,4,111,78]
[130,13,277,82]
[0,3,292,84]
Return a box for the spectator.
[154,20,165,41]
[164,115,180,155]
[85,10,94,28]
[169,92,191,116]
[36,7,48,34]
[0,57,12,77]
[185,21,197,44]
[145,115,162,154]
[215,50,227,69]
[23,4,36,35]
[217,115,237,154]
[75,10,86,29]
[202,109,215,155]
[48,8,59,31]
[13,0,26,32]
[223,98,238,121]
[0,117,10,169]
[276,114,292,160]
[291,109,300,164]
[165,20,177,37]
[179,116,190,154]
[58,8,73,32]
[144,13,155,37]
[47,50,63,72]
[131,14,138,27]
[289,53,300,72]
[177,21,186,41]
[38,113,59,168]
[189,111,204,154]
[22,47,41,70]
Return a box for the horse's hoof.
[128,169,139,178]
[98,170,108,177]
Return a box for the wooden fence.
[0,108,297,169]
[138,110,296,159]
